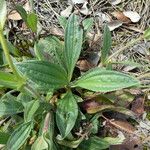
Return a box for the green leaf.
[0,0,7,29]
[0,99,24,117]
[101,25,112,64]
[78,136,123,150]
[24,100,40,122]
[82,18,93,32]
[144,27,150,40]
[64,14,83,81]
[31,134,48,150]
[37,112,57,150]
[56,91,78,139]
[7,41,20,56]
[73,68,140,92]
[7,121,33,150]
[16,60,68,90]
[34,36,64,65]
[58,16,67,29]
[0,71,20,89]
[27,12,38,32]
[15,5,28,23]
[56,135,84,148]
[0,132,10,144]
[78,136,110,150]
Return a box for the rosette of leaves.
[0,1,143,149]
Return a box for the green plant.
[1,1,149,149]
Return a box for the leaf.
[78,136,110,150]
[56,135,84,148]
[64,14,83,81]
[0,0,7,29]
[82,18,93,32]
[109,120,136,134]
[24,100,40,122]
[15,5,28,23]
[101,25,112,64]
[73,67,140,92]
[17,93,32,107]
[56,91,78,139]
[0,99,24,117]
[31,134,48,150]
[78,136,123,150]
[0,71,20,89]
[36,112,57,150]
[34,36,64,65]
[27,12,38,32]
[0,132,10,144]
[16,60,68,90]
[58,16,67,29]
[7,121,33,150]
[123,11,141,23]
[7,41,20,56]
[144,27,150,40]
[82,100,134,116]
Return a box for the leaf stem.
[107,35,144,62]
[0,29,22,79]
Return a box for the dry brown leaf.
[109,136,142,150]
[107,20,123,31]
[109,120,136,134]
[96,12,112,24]
[60,5,73,17]
[8,10,22,20]
[80,2,92,15]
[131,96,144,117]
[123,11,141,23]
[112,11,131,23]
[77,59,94,71]
[69,0,87,4]
[110,0,122,5]
[50,27,64,37]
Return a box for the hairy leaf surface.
[16,60,68,90]
[64,14,83,80]
[73,68,140,92]
[24,100,40,122]
[56,91,78,139]
[7,122,33,150]
[101,25,112,64]
[0,99,23,116]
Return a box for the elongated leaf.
[0,99,24,117]
[34,36,63,65]
[78,136,123,150]
[64,14,83,81]
[24,100,40,122]
[0,71,20,89]
[16,60,68,90]
[73,68,140,92]
[101,25,112,64]
[78,136,110,150]
[27,12,38,32]
[7,122,33,150]
[15,5,27,23]
[0,0,7,29]
[56,91,78,139]
[56,135,84,148]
